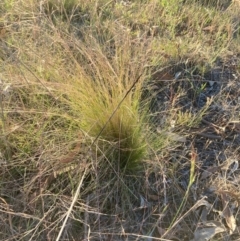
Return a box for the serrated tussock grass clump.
[63,39,149,171]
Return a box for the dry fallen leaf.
[221,193,237,234]
[0,26,7,39]
[190,221,226,241]
[228,159,239,176]
[202,25,216,33]
[139,194,149,209]
[166,132,187,142]
[192,198,212,210]
[148,194,159,201]
[220,158,238,175]
[200,166,220,180]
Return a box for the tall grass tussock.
[60,35,151,171]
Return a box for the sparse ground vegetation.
[0,0,240,240]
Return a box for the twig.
[84,195,90,241]
[194,132,222,139]
[55,167,88,241]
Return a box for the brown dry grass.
[0,0,240,240]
